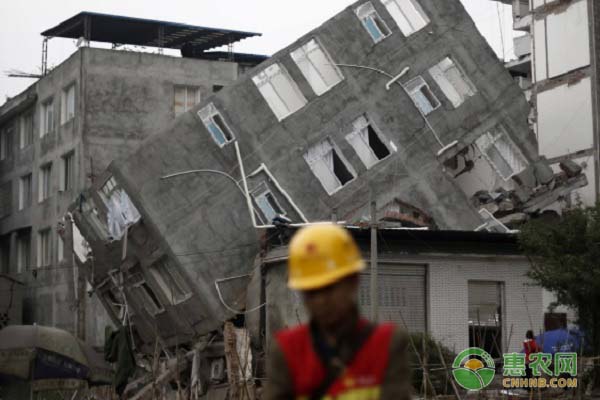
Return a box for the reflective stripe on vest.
[275,321,395,399]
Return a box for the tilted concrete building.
[0,12,265,345]
[69,0,585,359]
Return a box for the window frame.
[18,173,32,211]
[345,115,392,169]
[198,103,235,147]
[17,232,31,274]
[38,163,52,203]
[355,2,392,44]
[290,38,344,96]
[475,126,528,181]
[60,151,75,192]
[252,63,308,121]
[37,228,52,268]
[251,182,287,223]
[128,270,165,316]
[380,0,430,37]
[40,97,54,138]
[174,85,201,117]
[148,258,192,305]
[404,76,441,115]
[61,83,76,125]
[304,137,357,196]
[428,57,477,108]
[20,112,34,149]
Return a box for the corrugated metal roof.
[41,12,261,52]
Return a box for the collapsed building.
[66,0,586,396]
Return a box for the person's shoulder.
[275,324,311,344]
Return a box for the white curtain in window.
[253,64,307,120]
[429,57,476,108]
[107,190,141,239]
[346,116,379,168]
[381,0,428,36]
[291,40,342,96]
[304,140,340,194]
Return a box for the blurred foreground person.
[265,224,412,400]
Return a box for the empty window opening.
[20,112,33,149]
[17,232,31,273]
[0,124,14,161]
[252,183,286,222]
[404,76,440,115]
[149,258,191,304]
[252,63,307,121]
[174,85,201,116]
[475,126,528,180]
[129,270,164,316]
[355,2,392,43]
[198,103,235,146]
[38,163,52,202]
[429,57,477,108]
[37,229,51,267]
[213,85,224,93]
[304,138,356,195]
[19,174,32,210]
[60,152,75,191]
[381,0,429,36]
[468,281,503,359]
[290,39,344,96]
[61,83,76,124]
[40,98,54,137]
[346,115,391,169]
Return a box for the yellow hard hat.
[288,224,365,290]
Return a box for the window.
[429,57,476,108]
[252,183,286,222]
[149,258,191,304]
[468,281,504,358]
[60,152,75,191]
[20,112,33,149]
[98,176,142,239]
[18,174,32,210]
[37,229,51,267]
[129,270,164,316]
[213,85,224,93]
[252,63,307,121]
[475,126,528,180]
[174,86,201,116]
[57,235,65,262]
[0,182,11,219]
[381,0,429,36]
[38,163,52,202]
[404,76,440,115]
[304,138,356,195]
[290,39,344,96]
[0,124,13,161]
[17,233,31,273]
[61,84,76,124]
[40,98,54,137]
[198,103,235,146]
[345,115,391,168]
[355,2,392,43]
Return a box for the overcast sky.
[0,0,517,103]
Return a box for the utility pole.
[370,199,378,322]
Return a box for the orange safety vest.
[275,320,394,400]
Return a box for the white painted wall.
[533,0,590,81]
[537,77,594,158]
[426,256,543,353]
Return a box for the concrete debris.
[560,159,583,178]
[533,157,555,185]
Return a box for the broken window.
[345,115,391,169]
[198,103,235,146]
[475,126,527,180]
[61,83,76,124]
[174,85,201,116]
[60,151,75,191]
[37,228,51,267]
[149,258,191,304]
[304,138,356,195]
[252,63,307,121]
[38,163,52,202]
[380,0,429,37]
[40,98,54,137]
[19,173,32,210]
[290,39,343,96]
[20,112,33,149]
[429,57,477,108]
[468,281,503,358]
[252,182,285,222]
[404,76,440,115]
[129,271,164,316]
[355,2,392,43]
[99,176,142,239]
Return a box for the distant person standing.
[523,330,540,380]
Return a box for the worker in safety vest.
[265,224,412,400]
